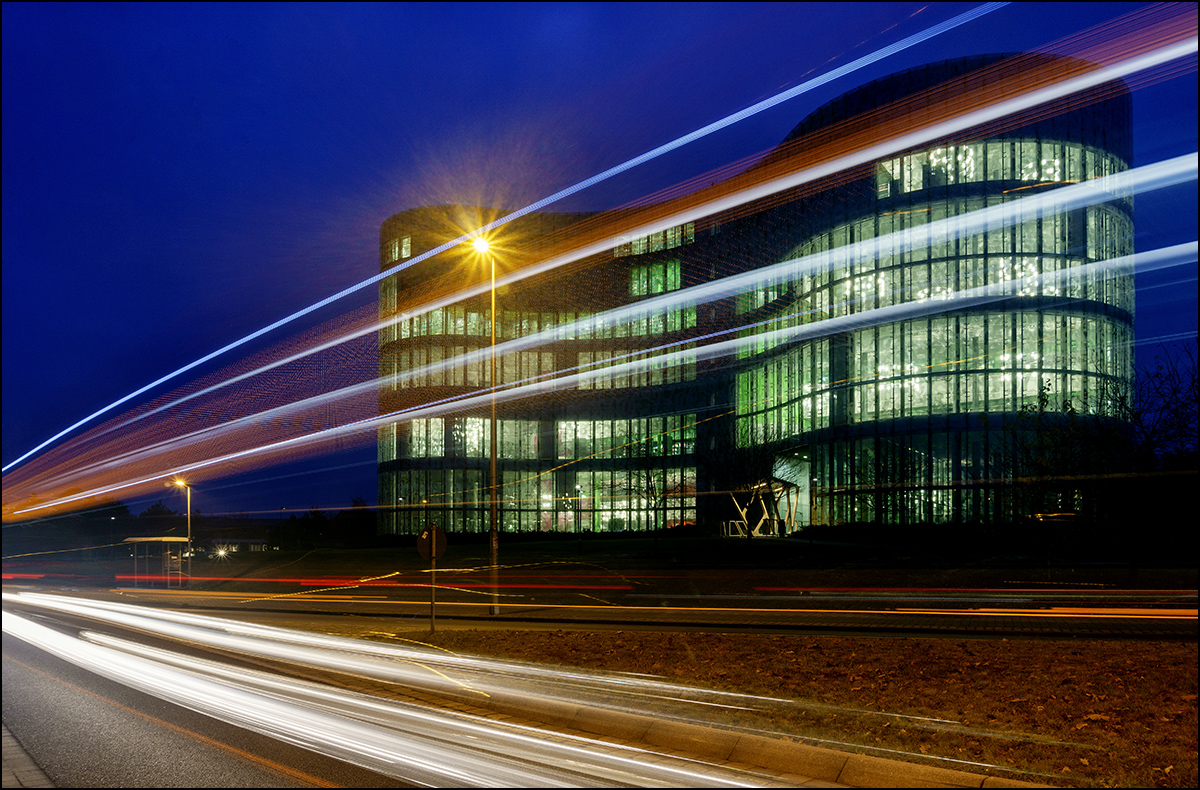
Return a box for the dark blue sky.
[3,3,1196,516]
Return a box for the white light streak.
[73,30,1200,454]
[20,151,1196,508]
[2,4,1008,474]
[1,592,838,786]
[4,591,1069,781]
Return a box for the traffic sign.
[417,523,446,561]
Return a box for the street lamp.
[473,236,500,615]
[575,484,583,541]
[174,479,191,585]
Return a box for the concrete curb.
[80,606,1049,789]
[424,682,1048,788]
[186,635,1050,789]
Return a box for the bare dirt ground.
[352,627,1197,789]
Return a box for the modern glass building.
[376,204,705,536]
[378,55,1134,536]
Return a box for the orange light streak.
[3,3,1195,521]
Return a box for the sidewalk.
[2,724,53,789]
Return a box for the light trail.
[94,19,1199,449]
[5,12,1195,512]
[379,155,1195,389]
[18,147,1197,492]
[13,157,1195,512]
[15,591,999,786]
[13,233,1195,512]
[35,19,1198,469]
[4,591,1042,729]
[4,589,1187,783]
[3,610,771,787]
[1,4,1008,475]
[98,588,1197,621]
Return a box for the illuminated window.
[630,259,682,297]
[385,236,412,262]
[614,222,695,257]
[410,418,444,457]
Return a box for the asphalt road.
[2,632,398,788]
[2,593,821,788]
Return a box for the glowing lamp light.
[472,237,489,254]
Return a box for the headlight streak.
[379,35,1197,350]
[6,592,961,727]
[74,25,1199,460]
[8,592,776,727]
[80,631,781,787]
[6,19,1195,513]
[4,607,795,788]
[4,592,1071,781]
[11,24,1200,511]
[2,611,485,787]
[379,155,1194,389]
[24,236,1194,513]
[15,149,1198,513]
[1,4,1009,476]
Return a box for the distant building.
[377,55,1133,536]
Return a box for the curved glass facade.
[732,82,1134,526]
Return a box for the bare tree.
[1000,342,1198,525]
[1114,344,1199,470]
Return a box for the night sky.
[4,3,1196,517]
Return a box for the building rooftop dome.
[779,53,1132,163]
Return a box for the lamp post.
[473,236,500,616]
[575,484,583,553]
[174,479,191,585]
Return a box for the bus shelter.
[123,536,188,588]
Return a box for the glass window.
[928,147,954,187]
[876,160,895,198]
[1042,142,1063,182]
[1019,141,1040,181]
[557,422,576,459]
[958,143,982,183]
[986,141,1008,181]
[465,418,487,457]
[466,311,483,336]
[411,418,444,457]
[904,152,927,192]
[667,259,681,291]
[932,377,952,414]
[1066,144,1084,181]
[961,372,982,413]
[649,263,665,293]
